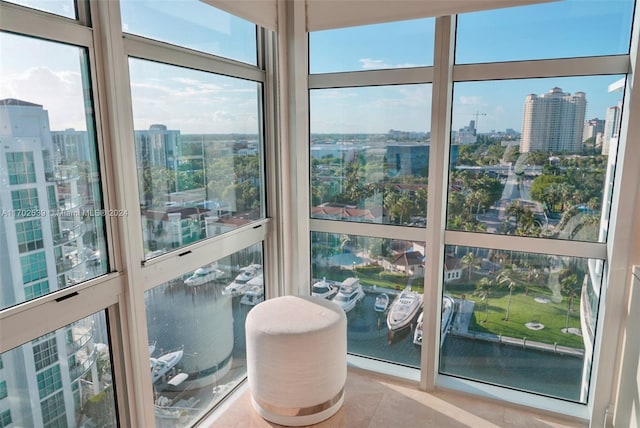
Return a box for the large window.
[309,18,435,73]
[120,0,257,64]
[0,32,107,309]
[0,313,116,427]
[310,85,431,227]
[448,76,624,242]
[439,245,601,402]
[146,244,263,426]
[308,1,634,419]
[1,0,638,426]
[455,0,634,64]
[128,59,265,258]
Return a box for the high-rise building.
[0,99,104,426]
[134,124,181,208]
[456,120,477,145]
[520,87,587,153]
[602,101,623,155]
[583,118,605,142]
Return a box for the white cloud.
[0,66,86,130]
[359,58,422,70]
[459,95,483,106]
[359,58,391,69]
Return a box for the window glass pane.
[440,245,603,403]
[145,243,263,425]
[3,0,76,19]
[120,0,256,65]
[447,76,624,242]
[0,33,108,310]
[310,85,431,227]
[310,18,435,74]
[129,59,265,259]
[311,232,433,368]
[456,0,634,64]
[0,312,116,426]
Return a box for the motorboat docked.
[412,295,456,346]
[332,277,365,313]
[184,264,226,287]
[386,288,423,333]
[413,311,424,345]
[311,277,339,299]
[374,293,389,312]
[150,347,184,384]
[240,274,264,306]
[222,264,262,297]
[440,295,455,345]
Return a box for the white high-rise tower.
[520,87,587,153]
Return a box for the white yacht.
[440,295,455,345]
[387,288,423,334]
[184,264,226,287]
[222,264,262,297]
[413,295,455,346]
[240,274,264,306]
[332,277,365,313]
[311,277,338,299]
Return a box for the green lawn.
[446,282,584,349]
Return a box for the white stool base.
[250,392,344,427]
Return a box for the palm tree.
[497,266,519,322]
[339,234,351,254]
[561,273,580,332]
[474,277,494,323]
[461,251,480,281]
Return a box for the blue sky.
[0,0,634,134]
[310,0,634,133]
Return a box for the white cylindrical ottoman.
[245,295,347,426]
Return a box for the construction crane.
[468,111,487,132]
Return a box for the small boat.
[167,372,189,386]
[149,341,156,356]
[184,264,226,287]
[222,264,262,297]
[374,293,389,312]
[332,277,365,313]
[311,277,338,299]
[240,275,264,306]
[387,288,423,334]
[150,347,184,383]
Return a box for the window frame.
[303,9,638,423]
[0,1,279,427]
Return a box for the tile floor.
[206,369,588,428]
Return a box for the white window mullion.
[0,2,92,46]
[422,14,455,391]
[123,34,266,83]
[261,27,284,300]
[444,231,607,261]
[453,55,630,82]
[139,220,270,292]
[0,274,121,353]
[589,4,640,424]
[91,1,155,426]
[310,219,425,242]
[280,0,310,296]
[309,67,434,89]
